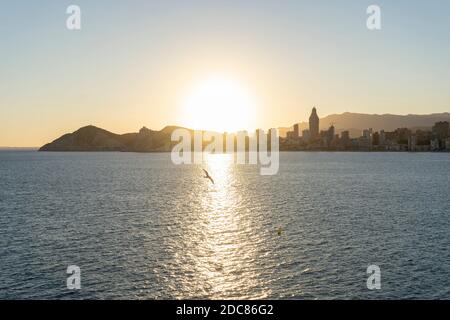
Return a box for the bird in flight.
[203,169,214,184]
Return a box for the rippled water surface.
[0,151,449,299]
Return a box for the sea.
[0,151,449,299]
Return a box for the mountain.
[279,112,450,138]
[39,125,185,152]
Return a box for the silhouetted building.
[408,134,417,151]
[416,130,432,146]
[328,125,335,138]
[363,128,373,140]
[359,128,373,150]
[430,138,440,151]
[372,132,380,146]
[286,131,296,139]
[379,130,386,146]
[327,125,335,146]
[309,107,319,139]
[302,129,310,143]
[432,121,449,139]
[293,123,299,138]
[394,128,411,145]
[341,131,350,147]
[255,129,264,151]
[267,128,276,150]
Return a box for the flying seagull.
[203,169,214,184]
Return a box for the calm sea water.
[0,151,449,299]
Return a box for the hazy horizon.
[1,0,450,146]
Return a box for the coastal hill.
[39,125,188,152]
[279,112,450,137]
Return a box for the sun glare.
[180,75,257,133]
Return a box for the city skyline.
[282,107,450,152]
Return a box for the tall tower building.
[293,123,299,138]
[309,107,319,139]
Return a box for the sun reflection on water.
[172,153,271,299]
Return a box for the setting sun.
[179,75,257,133]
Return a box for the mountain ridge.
[39,125,186,152]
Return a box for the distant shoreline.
[0,147,38,151]
[4,149,445,153]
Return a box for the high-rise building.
[430,138,440,151]
[341,131,350,147]
[363,128,373,143]
[293,123,299,138]
[408,134,417,151]
[327,125,335,142]
[341,131,349,140]
[309,107,319,139]
[360,129,373,149]
[394,128,411,144]
[379,130,386,146]
[446,138,450,150]
[286,131,296,139]
[432,121,449,139]
[372,132,380,146]
[302,129,311,143]
[255,129,264,151]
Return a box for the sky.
[1,0,450,146]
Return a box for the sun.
[179,75,257,133]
